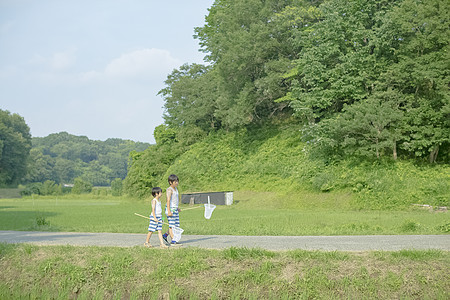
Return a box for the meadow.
[1,192,449,299]
[0,243,448,299]
[0,191,448,235]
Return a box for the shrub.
[111,178,123,196]
[72,178,92,194]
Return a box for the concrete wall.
[181,191,233,205]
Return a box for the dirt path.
[1,230,449,251]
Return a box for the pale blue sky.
[0,0,214,143]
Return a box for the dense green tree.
[40,180,62,195]
[111,178,123,196]
[287,0,398,122]
[374,0,450,162]
[72,177,92,194]
[124,126,185,198]
[159,64,218,132]
[22,148,54,183]
[0,109,32,186]
[287,0,448,162]
[194,0,320,128]
[315,90,405,159]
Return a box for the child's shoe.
[144,242,152,248]
[160,244,169,249]
[162,233,170,245]
[171,241,182,247]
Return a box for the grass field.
[1,192,448,299]
[0,191,448,235]
[0,243,448,299]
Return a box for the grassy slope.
[161,123,449,210]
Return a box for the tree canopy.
[0,109,32,186]
[156,0,449,162]
[26,132,149,186]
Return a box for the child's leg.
[146,217,158,245]
[170,211,181,243]
[167,211,179,240]
[157,230,164,245]
[145,231,152,243]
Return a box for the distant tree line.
[26,132,149,186]
[159,0,449,162]
[1,109,150,190]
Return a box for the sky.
[0,0,214,144]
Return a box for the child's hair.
[151,187,162,197]
[168,174,179,184]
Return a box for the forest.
[1,0,449,205]
[0,109,149,194]
[124,0,449,201]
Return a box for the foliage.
[124,125,186,198]
[125,119,449,209]
[155,0,449,162]
[110,178,123,196]
[71,177,92,194]
[112,0,450,201]
[26,132,149,186]
[0,109,32,186]
[288,0,449,161]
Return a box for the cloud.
[81,48,181,83]
[29,49,76,71]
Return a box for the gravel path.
[1,230,449,251]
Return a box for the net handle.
[134,213,182,229]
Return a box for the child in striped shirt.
[144,187,169,249]
[162,174,182,246]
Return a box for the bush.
[72,178,92,194]
[111,178,123,196]
[40,180,62,195]
[21,183,43,196]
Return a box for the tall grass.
[0,244,448,299]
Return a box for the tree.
[22,148,54,183]
[194,0,317,128]
[0,109,32,186]
[159,64,218,132]
[288,0,399,122]
[315,90,405,159]
[375,0,450,162]
[72,177,92,194]
[111,178,123,196]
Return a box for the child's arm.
[166,188,173,216]
[151,199,158,222]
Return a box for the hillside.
[27,132,150,186]
[126,123,449,210]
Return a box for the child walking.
[144,187,169,249]
[162,174,182,246]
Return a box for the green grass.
[0,244,448,299]
[0,192,448,235]
[0,188,23,199]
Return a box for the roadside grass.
[0,244,448,299]
[0,191,448,235]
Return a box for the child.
[144,187,169,249]
[162,174,182,246]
